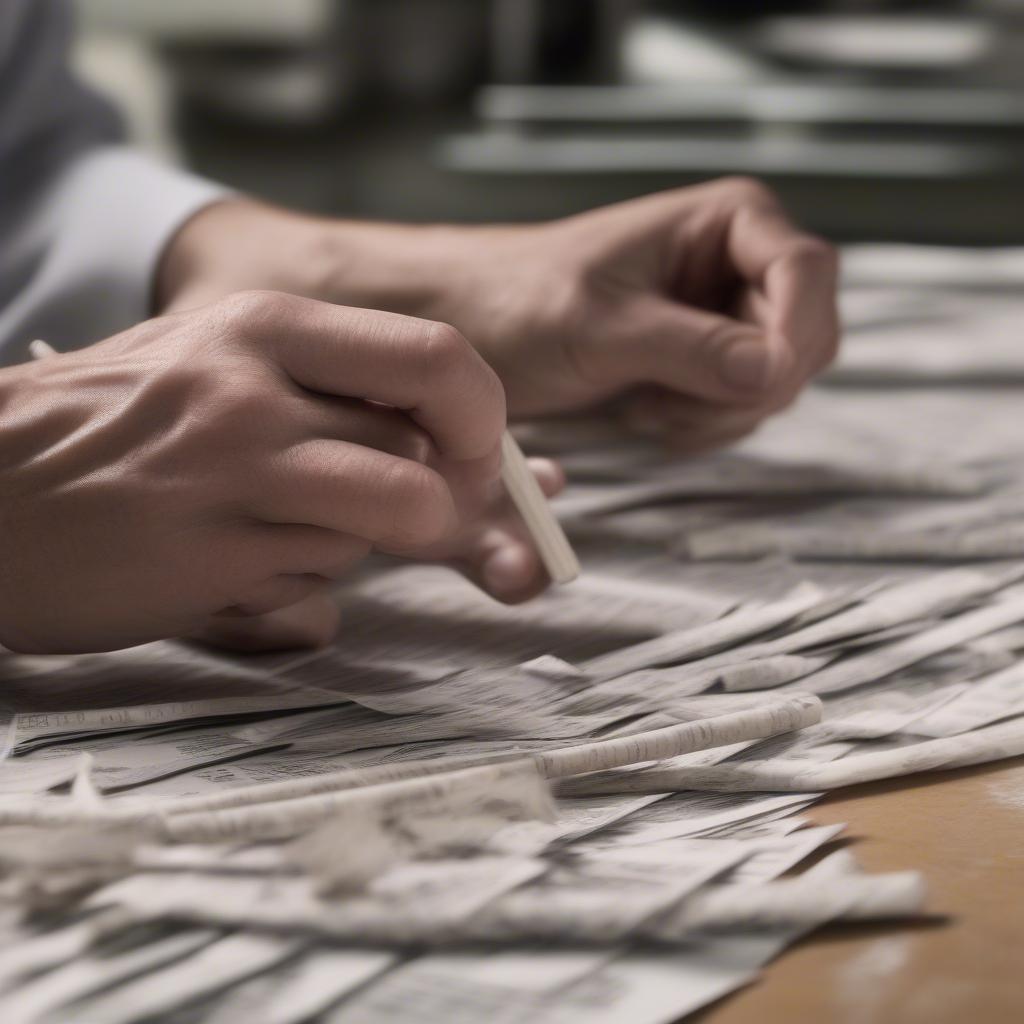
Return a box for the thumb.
[610,297,793,405]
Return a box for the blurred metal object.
[70,1,1024,242]
[354,0,488,102]
[477,82,1024,128]
[75,0,332,42]
[77,0,489,127]
[622,14,768,83]
[433,1,1024,241]
[441,132,1001,179]
[755,14,995,69]
[75,0,350,126]
[491,0,544,83]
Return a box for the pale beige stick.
[32,343,578,584]
[29,339,58,360]
[501,431,580,584]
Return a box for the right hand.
[0,291,518,654]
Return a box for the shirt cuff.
[0,146,232,358]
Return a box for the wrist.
[311,219,478,322]
[155,198,473,322]
[154,198,252,313]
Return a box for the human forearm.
[155,199,584,417]
[156,199,463,321]
[154,179,839,437]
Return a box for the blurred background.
[73,0,1024,242]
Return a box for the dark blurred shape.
[165,1,1024,243]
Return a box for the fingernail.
[719,337,776,392]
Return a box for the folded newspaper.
[2,246,1024,1023]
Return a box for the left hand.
[192,454,564,653]
[159,177,839,453]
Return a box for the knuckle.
[476,362,507,432]
[151,360,205,397]
[214,290,290,336]
[419,320,506,453]
[787,234,838,270]
[379,460,452,548]
[419,320,471,377]
[720,175,776,207]
[132,358,218,423]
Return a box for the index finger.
[227,292,506,462]
[726,198,840,379]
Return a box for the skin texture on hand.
[188,447,561,656]
[158,177,839,456]
[433,178,841,453]
[152,178,838,651]
[0,292,561,655]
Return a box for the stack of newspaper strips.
[2,245,1024,1023]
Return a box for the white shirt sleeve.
[0,1,231,363]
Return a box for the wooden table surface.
[696,757,1024,1024]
